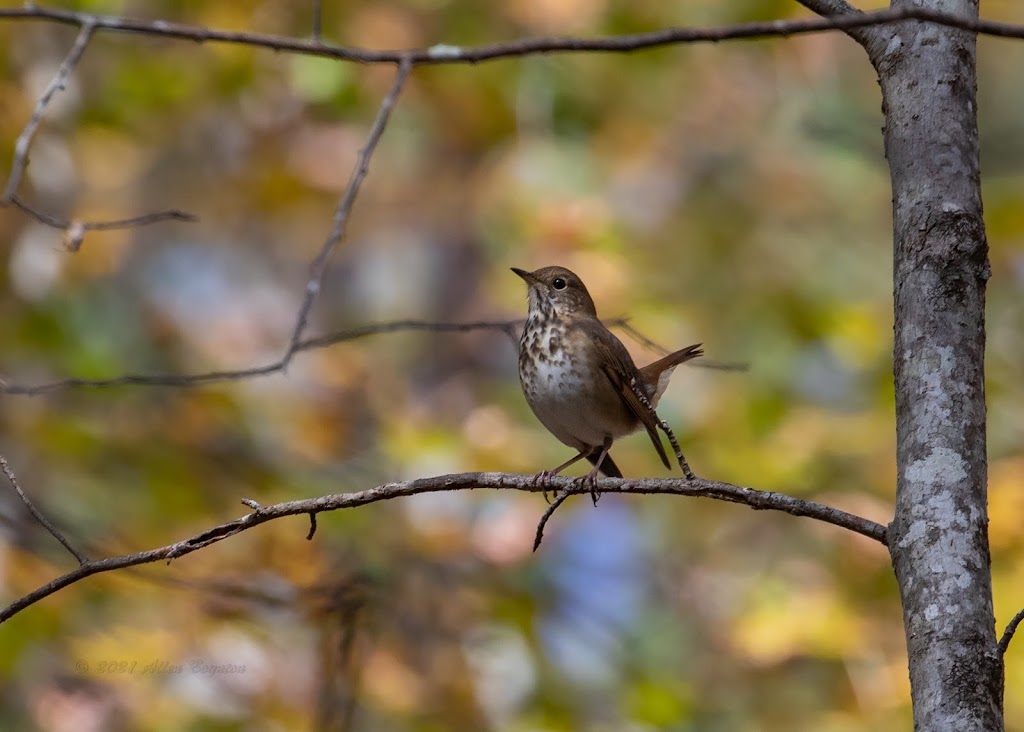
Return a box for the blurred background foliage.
[1,0,1023,730]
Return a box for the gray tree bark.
[801,0,999,729]
[878,2,1000,728]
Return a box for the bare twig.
[0,455,89,564]
[10,194,196,233]
[0,318,521,395]
[298,318,522,350]
[688,359,749,372]
[282,56,413,367]
[0,7,1019,67]
[0,471,888,622]
[2,22,95,203]
[998,608,1024,656]
[0,361,284,395]
[533,489,573,551]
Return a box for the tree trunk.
[873,0,1000,729]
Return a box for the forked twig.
[281,56,413,367]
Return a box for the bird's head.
[511,265,598,319]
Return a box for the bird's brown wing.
[596,328,672,470]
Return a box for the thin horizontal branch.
[0,318,521,395]
[0,471,888,622]
[9,194,196,233]
[0,361,283,395]
[998,607,1024,656]
[0,6,1019,67]
[297,318,522,350]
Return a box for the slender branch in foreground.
[1,22,95,203]
[0,6,1020,65]
[0,472,888,623]
[0,455,89,564]
[281,56,413,367]
[998,608,1024,656]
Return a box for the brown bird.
[512,265,701,502]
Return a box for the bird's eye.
[552,278,567,290]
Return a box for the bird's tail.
[587,448,623,478]
[638,343,703,405]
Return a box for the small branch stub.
[999,608,1024,656]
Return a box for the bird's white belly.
[523,350,624,450]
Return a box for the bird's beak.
[511,267,537,285]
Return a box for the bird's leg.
[534,450,589,502]
[579,435,614,506]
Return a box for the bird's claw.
[531,470,558,503]
[575,471,601,506]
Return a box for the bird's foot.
[575,468,602,506]
[531,470,559,503]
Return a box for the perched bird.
[512,265,701,502]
